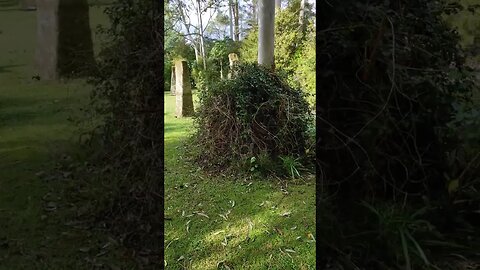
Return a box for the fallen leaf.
[195,212,209,219]
[307,233,316,242]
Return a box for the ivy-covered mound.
[190,63,312,174]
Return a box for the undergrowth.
[317,0,480,268]
[189,63,314,176]
[57,0,163,268]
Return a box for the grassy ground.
[164,92,316,269]
[0,6,132,269]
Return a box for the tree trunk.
[275,0,281,11]
[196,0,207,69]
[229,0,234,40]
[252,0,257,25]
[234,0,240,41]
[178,3,201,67]
[220,61,224,79]
[194,44,200,64]
[258,0,275,68]
[299,0,305,29]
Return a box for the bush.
[78,0,161,265]
[189,63,312,174]
[318,0,475,202]
[316,0,480,268]
[239,0,316,107]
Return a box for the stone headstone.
[34,0,95,80]
[20,0,36,10]
[170,66,176,95]
[228,53,239,79]
[175,60,194,117]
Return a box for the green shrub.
[317,0,476,201]
[80,0,161,264]
[280,155,302,179]
[239,0,316,107]
[316,0,480,268]
[189,63,312,174]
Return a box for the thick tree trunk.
[35,0,95,80]
[258,0,275,68]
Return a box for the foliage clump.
[316,0,480,268]
[240,0,316,106]
[318,0,476,201]
[190,63,312,174]
[74,0,161,266]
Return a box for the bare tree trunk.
[252,0,257,25]
[178,3,201,66]
[220,61,224,79]
[196,0,207,69]
[234,0,240,41]
[275,0,281,11]
[229,0,234,40]
[194,44,200,64]
[258,0,275,68]
[299,0,305,28]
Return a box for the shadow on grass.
[0,64,24,73]
[164,134,316,269]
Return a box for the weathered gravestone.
[175,60,194,117]
[228,53,239,79]
[20,0,36,10]
[34,0,95,80]
[170,65,176,95]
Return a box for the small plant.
[249,156,259,172]
[280,155,302,179]
[360,201,436,269]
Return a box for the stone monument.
[34,0,95,80]
[228,52,239,79]
[20,0,36,10]
[175,60,194,117]
[170,65,176,95]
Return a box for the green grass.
[164,92,316,269]
[0,7,131,269]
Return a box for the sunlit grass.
[164,92,316,269]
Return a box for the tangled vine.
[190,63,312,174]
